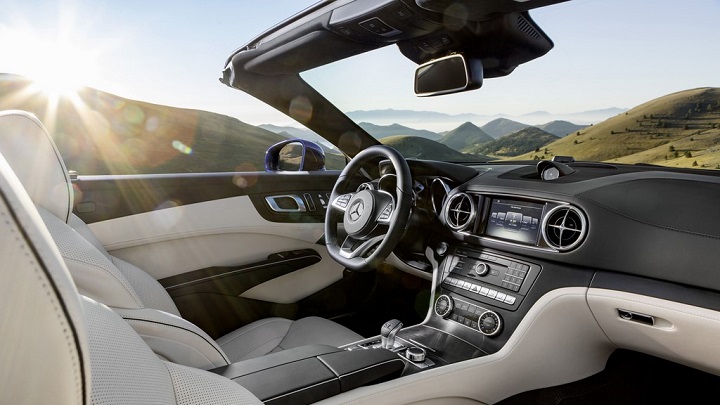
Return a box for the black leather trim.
[72,171,340,223]
[210,344,402,405]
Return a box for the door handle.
[265,195,307,212]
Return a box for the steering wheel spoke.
[339,235,384,259]
[330,192,355,212]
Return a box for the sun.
[0,27,100,98]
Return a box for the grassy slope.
[512,88,720,168]
[359,122,440,140]
[467,127,559,157]
[439,121,495,150]
[381,135,489,162]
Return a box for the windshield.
[302,0,720,168]
[0,0,718,173]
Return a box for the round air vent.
[444,192,476,231]
[542,205,587,251]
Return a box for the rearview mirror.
[414,54,483,97]
[265,138,326,171]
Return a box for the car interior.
[2,0,720,404]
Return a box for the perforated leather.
[39,207,145,310]
[0,153,89,405]
[166,362,262,405]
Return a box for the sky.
[0,0,719,131]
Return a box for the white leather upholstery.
[0,152,89,405]
[0,110,73,221]
[0,136,263,404]
[114,307,230,370]
[217,316,364,362]
[0,110,363,370]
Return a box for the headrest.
[0,110,73,222]
[0,151,89,404]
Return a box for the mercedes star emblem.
[348,200,364,222]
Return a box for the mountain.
[381,136,489,162]
[358,122,440,140]
[439,122,494,150]
[536,120,587,138]
[480,118,531,139]
[467,127,559,157]
[0,74,346,173]
[512,87,720,168]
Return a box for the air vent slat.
[542,206,587,251]
[444,193,476,231]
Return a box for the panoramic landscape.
[1,73,718,173]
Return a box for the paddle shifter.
[381,319,403,349]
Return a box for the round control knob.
[434,295,454,318]
[473,262,489,276]
[405,347,426,363]
[478,310,503,336]
[436,242,449,257]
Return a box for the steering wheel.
[325,145,413,271]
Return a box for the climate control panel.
[434,295,503,336]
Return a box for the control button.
[496,292,507,302]
[478,311,503,336]
[487,289,498,299]
[504,295,516,305]
[359,17,395,35]
[434,295,454,318]
[473,262,489,276]
[392,6,414,19]
[464,318,473,327]
[458,302,469,311]
[501,281,509,289]
[378,205,393,221]
[480,254,489,260]
[462,281,472,290]
[479,287,489,296]
[470,284,480,294]
[405,347,426,363]
[471,321,478,328]
[490,269,500,276]
[521,264,530,271]
[457,316,466,323]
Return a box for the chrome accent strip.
[265,195,307,212]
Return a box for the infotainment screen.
[484,199,546,244]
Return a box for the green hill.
[536,120,587,137]
[359,122,440,140]
[512,87,720,168]
[467,127,559,157]
[480,118,531,139]
[0,74,345,174]
[381,135,489,162]
[439,122,494,150]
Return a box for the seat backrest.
[0,150,89,404]
[0,110,231,370]
[0,110,178,312]
[0,131,262,405]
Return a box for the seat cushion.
[216,317,363,362]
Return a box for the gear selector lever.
[381,319,403,349]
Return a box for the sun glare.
[0,26,100,98]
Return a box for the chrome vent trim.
[541,205,587,251]
[444,192,476,231]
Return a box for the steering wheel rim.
[325,145,413,271]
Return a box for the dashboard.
[377,158,720,364]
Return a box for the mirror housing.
[414,54,483,97]
[265,138,326,171]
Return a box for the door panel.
[71,171,379,334]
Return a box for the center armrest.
[210,344,405,405]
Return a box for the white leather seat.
[0,110,362,369]
[0,147,264,404]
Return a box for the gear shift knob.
[381,319,403,349]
